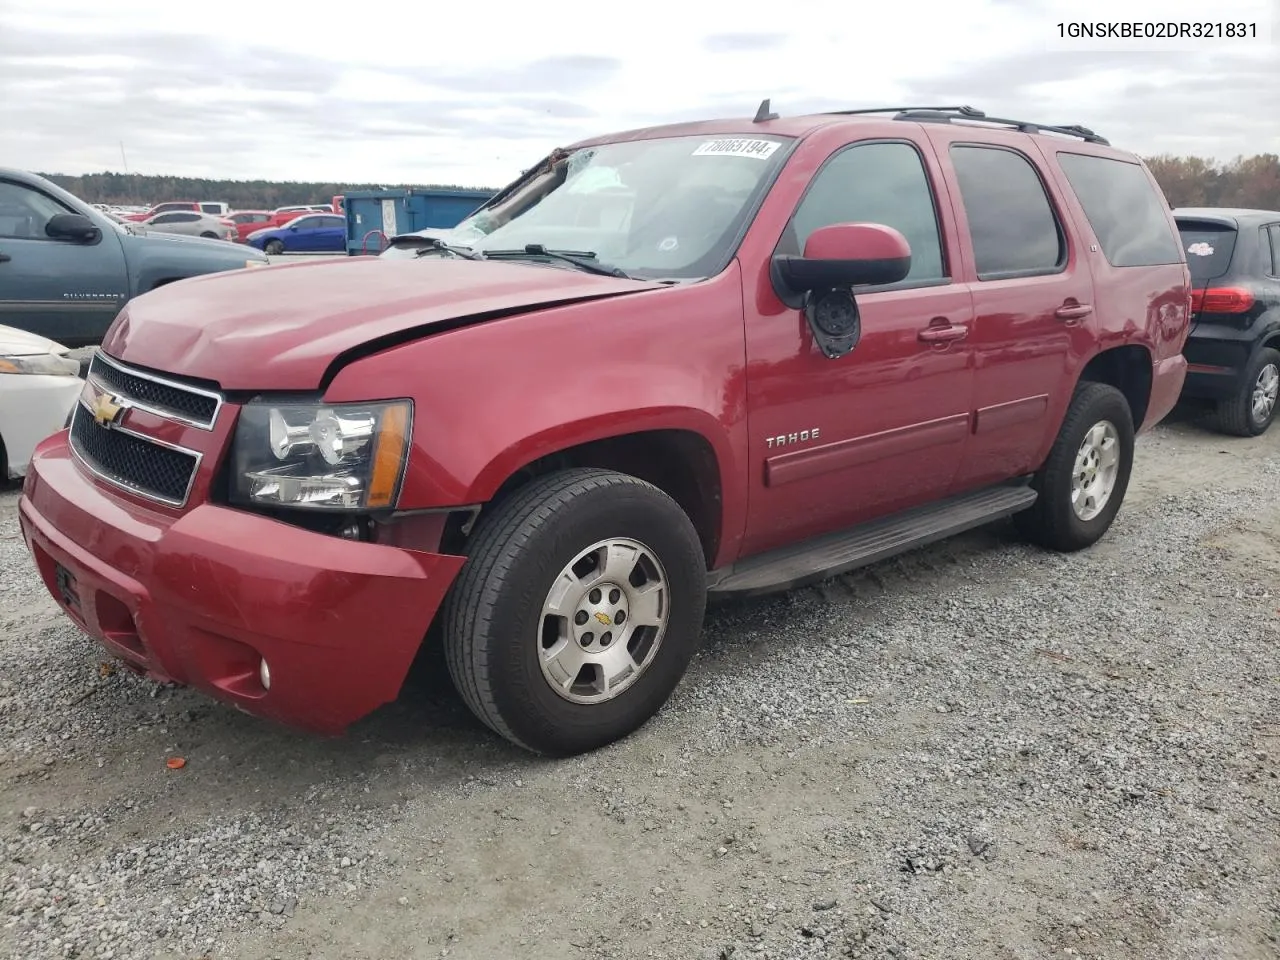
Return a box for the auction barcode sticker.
[692,138,781,160]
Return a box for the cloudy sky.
[1,0,1276,188]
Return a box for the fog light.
[259,658,271,690]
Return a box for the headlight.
[0,353,81,377]
[230,400,412,511]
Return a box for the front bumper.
[18,436,466,734]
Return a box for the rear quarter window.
[1176,221,1238,286]
[1056,152,1182,267]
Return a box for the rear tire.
[1212,346,1280,437]
[441,468,707,756]
[1014,381,1135,552]
[199,231,218,239]
[265,240,284,255]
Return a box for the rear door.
[0,176,128,345]
[921,127,1097,489]
[171,212,203,236]
[316,215,346,251]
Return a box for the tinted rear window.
[1176,222,1237,286]
[1056,152,1182,267]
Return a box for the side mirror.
[771,223,913,361]
[46,213,100,242]
[771,223,912,305]
[288,225,299,232]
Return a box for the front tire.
[1014,381,1135,552]
[1213,346,1280,437]
[441,468,708,756]
[264,239,284,255]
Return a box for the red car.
[19,104,1190,757]
[124,201,199,222]
[225,210,274,243]
[267,205,332,228]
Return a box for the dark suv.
[1174,207,1280,436]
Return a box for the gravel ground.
[1,408,1278,960]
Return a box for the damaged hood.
[101,256,664,390]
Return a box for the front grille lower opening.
[68,405,198,506]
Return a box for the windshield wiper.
[386,235,485,260]
[482,244,632,279]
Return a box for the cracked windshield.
[394,135,790,279]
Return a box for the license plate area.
[54,562,81,614]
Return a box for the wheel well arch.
[1078,345,1153,429]
[456,429,724,567]
[1263,330,1280,353]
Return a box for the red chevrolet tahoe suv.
[18,104,1191,757]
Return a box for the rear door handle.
[918,324,969,343]
[1055,303,1093,321]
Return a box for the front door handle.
[0,252,10,263]
[1055,303,1093,321]
[918,323,969,343]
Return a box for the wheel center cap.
[573,582,629,651]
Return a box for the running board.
[707,481,1038,598]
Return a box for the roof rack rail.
[890,107,1110,145]
[814,105,1109,145]
[825,105,987,118]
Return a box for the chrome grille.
[88,352,222,429]
[68,404,200,507]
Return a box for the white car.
[0,325,83,480]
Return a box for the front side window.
[428,134,793,280]
[784,140,947,284]
[292,217,318,230]
[1057,152,1182,267]
[0,180,71,240]
[950,145,1064,279]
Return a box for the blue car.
[246,213,347,255]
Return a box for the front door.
[0,177,128,345]
[289,217,320,251]
[921,127,1098,489]
[740,137,977,557]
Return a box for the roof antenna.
[753,98,779,123]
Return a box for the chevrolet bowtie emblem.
[86,384,128,427]
[594,612,612,626]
